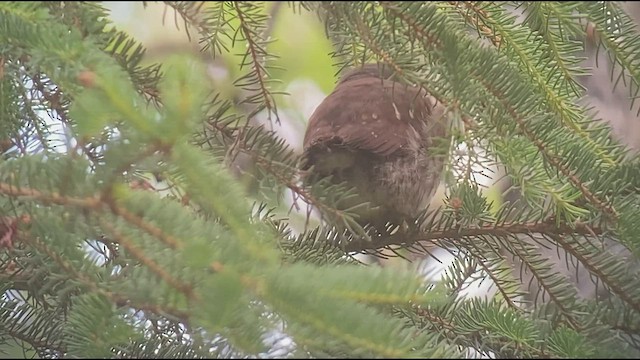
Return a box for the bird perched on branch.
[301,63,450,239]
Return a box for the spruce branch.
[162,1,205,42]
[380,1,620,185]
[582,2,640,116]
[162,1,230,55]
[450,1,502,48]
[455,1,617,168]
[105,199,183,250]
[469,251,522,310]
[0,182,101,209]
[344,220,603,252]
[551,233,640,314]
[20,232,99,295]
[380,2,442,49]
[412,303,551,358]
[203,119,366,234]
[0,182,183,251]
[2,309,66,358]
[99,219,195,299]
[233,1,280,124]
[30,73,104,165]
[480,75,620,221]
[352,13,401,74]
[520,2,586,95]
[504,235,582,330]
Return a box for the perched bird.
[301,63,450,237]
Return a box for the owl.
[301,64,450,236]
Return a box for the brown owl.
[301,64,450,237]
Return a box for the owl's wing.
[303,76,434,159]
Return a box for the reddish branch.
[344,221,603,252]
[0,181,181,257]
[506,236,582,329]
[552,233,640,314]
[454,2,502,48]
[106,196,183,250]
[100,219,195,299]
[475,74,619,220]
[0,182,101,208]
[0,214,30,249]
[233,2,278,123]
[0,179,184,248]
[379,2,442,49]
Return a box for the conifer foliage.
[1,1,640,358]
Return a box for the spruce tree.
[1,1,640,358]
